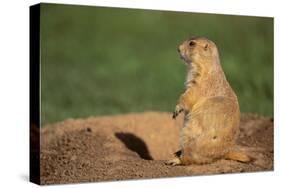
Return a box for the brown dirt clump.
[40,112,273,185]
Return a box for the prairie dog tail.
[224,150,251,162]
[224,145,267,163]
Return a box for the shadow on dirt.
[115,132,153,160]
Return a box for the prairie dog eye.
[189,41,196,47]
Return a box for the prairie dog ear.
[204,43,209,51]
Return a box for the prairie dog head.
[178,37,220,66]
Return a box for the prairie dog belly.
[180,96,240,161]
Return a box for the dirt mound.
[40,112,273,185]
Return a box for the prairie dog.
[166,37,250,165]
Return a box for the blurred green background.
[40,3,273,125]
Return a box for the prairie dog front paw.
[173,104,184,119]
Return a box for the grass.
[40,3,273,125]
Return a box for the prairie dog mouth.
[179,52,191,64]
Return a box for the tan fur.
[224,151,251,162]
[167,37,250,166]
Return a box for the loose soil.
[40,112,273,185]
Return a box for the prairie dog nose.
[178,44,184,52]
